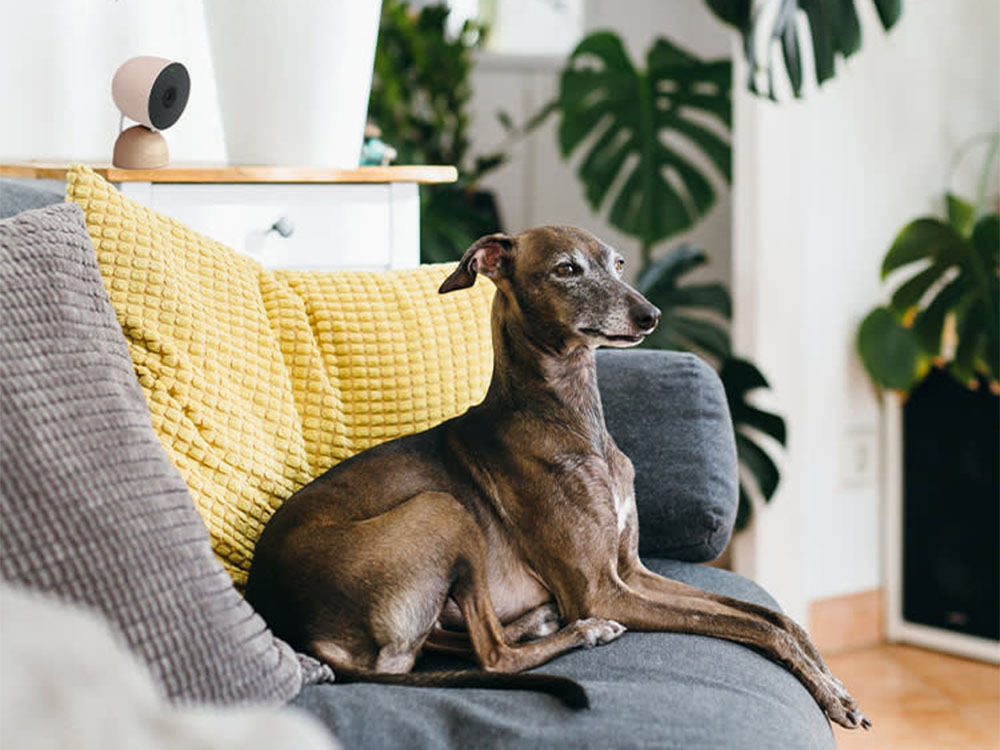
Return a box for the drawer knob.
[269,216,296,238]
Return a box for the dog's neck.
[482,298,607,447]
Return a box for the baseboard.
[808,588,883,654]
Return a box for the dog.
[246,226,869,728]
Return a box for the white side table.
[0,164,457,271]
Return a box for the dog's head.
[440,226,660,352]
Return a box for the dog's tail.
[332,669,590,709]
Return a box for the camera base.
[113,125,169,170]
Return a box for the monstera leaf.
[857,203,1000,391]
[706,0,902,99]
[556,33,731,258]
[636,246,732,364]
[636,244,785,531]
[721,358,787,531]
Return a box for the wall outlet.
[839,429,879,488]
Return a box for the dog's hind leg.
[445,526,625,673]
[424,602,563,657]
[503,602,562,641]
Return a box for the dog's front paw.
[819,676,871,730]
[575,618,627,648]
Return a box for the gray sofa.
[0,179,834,749]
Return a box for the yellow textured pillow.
[67,166,494,585]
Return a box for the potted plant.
[367,1,511,264]
[856,134,999,646]
[857,135,999,393]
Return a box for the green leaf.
[780,15,804,97]
[704,0,751,30]
[913,275,971,354]
[882,218,968,277]
[719,356,787,527]
[723,0,902,100]
[736,432,780,500]
[635,245,709,294]
[874,0,903,29]
[986,282,1000,379]
[665,283,733,318]
[864,206,997,392]
[735,404,787,446]
[888,261,948,313]
[951,304,985,386]
[734,485,753,532]
[720,356,769,393]
[856,307,927,391]
[668,315,732,360]
[971,213,1000,268]
[946,193,976,236]
[556,32,731,249]
[636,246,731,362]
[720,357,786,445]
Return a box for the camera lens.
[149,62,190,130]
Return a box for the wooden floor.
[824,644,999,749]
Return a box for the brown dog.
[246,226,869,728]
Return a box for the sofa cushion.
[66,166,495,584]
[597,350,738,561]
[294,558,835,749]
[0,202,327,704]
[0,178,64,218]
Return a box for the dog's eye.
[554,262,578,277]
[614,258,625,274]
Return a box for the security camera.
[111,56,190,169]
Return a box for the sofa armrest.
[596,349,738,561]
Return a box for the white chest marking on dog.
[614,491,628,532]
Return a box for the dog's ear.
[439,233,516,293]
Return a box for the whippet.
[246,226,869,728]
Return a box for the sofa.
[0,173,835,749]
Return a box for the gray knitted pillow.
[0,203,330,704]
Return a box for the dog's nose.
[633,305,661,332]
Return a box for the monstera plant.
[705,0,903,99]
[857,135,1000,393]
[546,30,785,530]
[558,32,731,264]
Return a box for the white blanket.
[0,585,339,750]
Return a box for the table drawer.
[143,183,398,270]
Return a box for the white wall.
[0,0,225,163]
[467,0,733,286]
[731,0,999,622]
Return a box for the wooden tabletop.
[0,162,458,185]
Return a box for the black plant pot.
[901,368,999,641]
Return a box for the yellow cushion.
[66,166,495,585]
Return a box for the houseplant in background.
[855,134,998,645]
[856,134,999,393]
[550,30,785,531]
[368,0,510,263]
[704,0,903,99]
